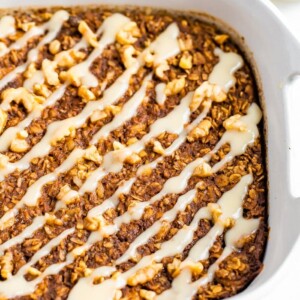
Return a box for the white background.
[264,1,300,300]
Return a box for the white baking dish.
[1,0,300,299]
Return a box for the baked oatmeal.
[0,5,268,300]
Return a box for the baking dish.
[0,0,299,299]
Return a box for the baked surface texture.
[0,6,268,300]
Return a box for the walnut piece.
[18,21,35,32]
[27,267,42,277]
[125,153,142,165]
[179,51,193,70]
[42,59,60,86]
[193,160,212,177]
[0,251,13,279]
[120,45,137,69]
[90,109,107,123]
[116,21,141,45]
[155,62,169,80]
[2,87,45,112]
[24,62,37,79]
[84,216,100,231]
[57,184,79,205]
[51,126,75,146]
[187,119,212,142]
[167,258,181,277]
[84,145,102,164]
[55,49,86,68]
[33,83,51,98]
[223,114,247,132]
[140,289,156,300]
[49,39,61,55]
[78,85,96,102]
[214,34,229,45]
[78,21,98,48]
[10,133,29,153]
[189,81,226,112]
[113,141,125,151]
[127,263,163,286]
[165,77,186,96]
[153,140,165,155]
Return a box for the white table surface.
[262,1,300,300]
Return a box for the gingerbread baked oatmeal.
[0,5,268,300]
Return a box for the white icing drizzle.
[0,16,15,39]
[208,48,243,92]
[155,83,167,105]
[0,22,181,266]
[0,228,74,298]
[0,21,180,183]
[0,11,69,88]
[0,28,262,299]
[0,13,131,152]
[66,13,132,88]
[68,175,259,300]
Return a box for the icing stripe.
[0,11,69,88]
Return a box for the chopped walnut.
[78,20,98,47]
[165,77,186,96]
[27,266,42,277]
[223,114,247,131]
[84,145,102,164]
[42,59,60,86]
[125,153,142,165]
[45,213,63,226]
[1,87,45,112]
[113,141,125,151]
[189,81,226,112]
[210,284,223,294]
[33,83,51,98]
[116,21,141,45]
[178,35,193,51]
[127,137,138,146]
[127,263,163,286]
[55,50,83,68]
[57,184,79,205]
[90,109,107,123]
[155,62,169,80]
[140,289,156,300]
[105,105,121,116]
[78,85,96,102]
[179,51,193,70]
[187,119,212,142]
[24,62,37,79]
[0,108,7,134]
[208,203,222,224]
[10,137,29,153]
[0,251,13,279]
[49,39,61,55]
[214,34,229,45]
[120,45,137,69]
[167,258,181,277]
[18,21,35,32]
[84,216,100,231]
[184,261,204,276]
[51,126,75,146]
[153,140,165,155]
[143,50,155,67]
[0,154,9,169]
[193,160,212,177]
